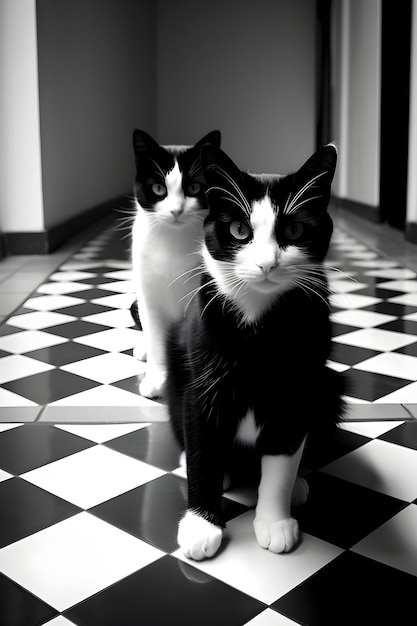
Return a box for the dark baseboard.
[2,196,130,255]
[333,196,381,223]
[0,234,6,260]
[405,222,417,244]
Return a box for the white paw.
[253,517,299,553]
[139,371,166,398]
[178,511,223,561]
[291,477,309,506]
[133,344,147,361]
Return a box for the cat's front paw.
[253,517,299,553]
[139,371,166,398]
[178,511,222,561]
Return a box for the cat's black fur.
[132,129,221,211]
[166,144,345,531]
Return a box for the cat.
[131,129,221,398]
[166,142,345,560]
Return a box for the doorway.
[379,0,412,229]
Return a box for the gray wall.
[156,0,317,174]
[36,0,156,230]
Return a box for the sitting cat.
[131,129,221,398]
[166,142,345,560]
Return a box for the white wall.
[156,0,317,174]
[332,0,381,208]
[36,0,156,230]
[0,0,44,232]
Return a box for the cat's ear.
[296,143,337,186]
[132,129,160,158]
[200,144,243,187]
[194,130,221,149]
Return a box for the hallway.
[0,209,416,625]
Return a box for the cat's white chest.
[235,410,263,446]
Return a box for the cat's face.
[200,144,337,323]
[133,130,221,228]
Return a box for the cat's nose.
[171,208,184,218]
[256,259,278,274]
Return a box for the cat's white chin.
[250,279,280,294]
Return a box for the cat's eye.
[187,182,202,196]
[284,221,304,241]
[151,183,167,197]
[230,221,251,241]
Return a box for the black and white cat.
[131,129,221,398]
[166,143,345,560]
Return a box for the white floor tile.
[373,381,417,403]
[330,309,396,328]
[332,328,417,351]
[81,309,135,328]
[377,279,417,292]
[323,439,417,501]
[56,423,149,443]
[353,352,417,380]
[7,311,75,330]
[74,327,138,351]
[22,445,165,508]
[0,512,164,611]
[61,352,145,384]
[330,293,382,310]
[37,282,92,295]
[91,293,135,309]
[0,330,67,354]
[0,469,12,482]
[245,609,299,626]
[103,270,133,280]
[364,268,416,279]
[0,388,38,407]
[98,280,135,293]
[24,295,85,311]
[49,271,95,282]
[48,385,159,407]
[388,293,417,306]
[173,511,342,605]
[0,355,54,383]
[352,504,417,577]
[330,279,368,294]
[350,260,399,269]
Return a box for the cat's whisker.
[168,265,206,288]
[284,172,326,214]
[210,165,251,216]
[284,194,325,215]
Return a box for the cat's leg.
[177,418,227,560]
[254,438,306,554]
[137,303,167,398]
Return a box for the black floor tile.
[2,369,98,404]
[0,574,57,626]
[345,369,411,402]
[272,551,417,626]
[378,318,417,335]
[104,423,181,472]
[53,302,114,317]
[90,474,249,553]
[0,425,94,474]
[26,342,106,366]
[302,428,370,471]
[0,478,80,548]
[379,421,417,451]
[65,555,265,626]
[298,472,406,548]
[329,343,379,366]
[45,320,110,338]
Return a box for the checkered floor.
[1,219,417,625]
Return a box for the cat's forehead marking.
[165,161,183,194]
[250,197,276,239]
